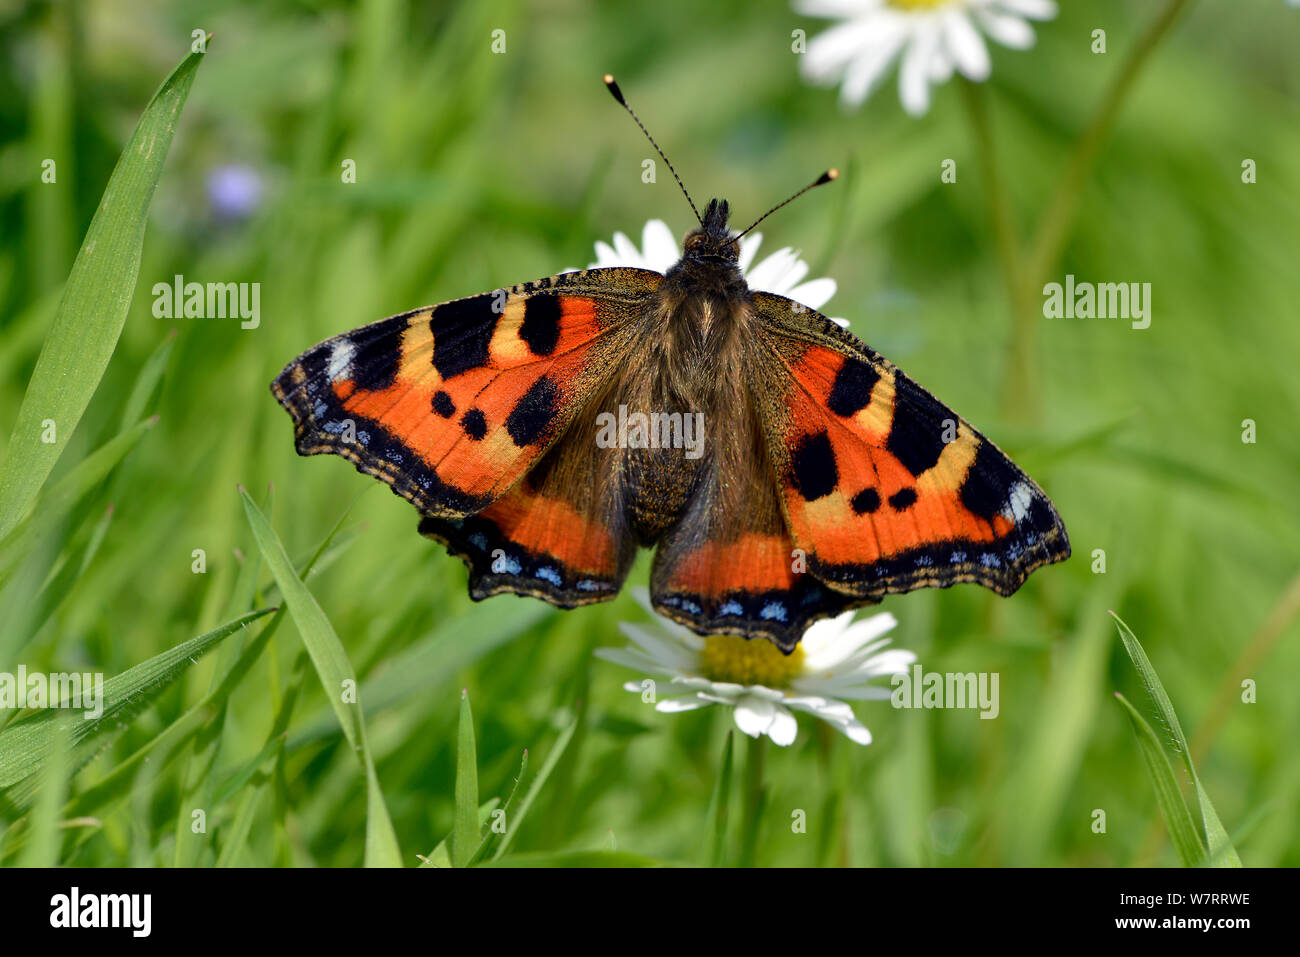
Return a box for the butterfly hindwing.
[417,393,639,607]
[271,268,660,519]
[747,291,1071,599]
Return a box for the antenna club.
[823,168,839,183]
[603,74,626,106]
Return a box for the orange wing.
[747,292,1070,600]
[417,395,638,608]
[272,269,658,519]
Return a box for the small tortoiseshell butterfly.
[272,77,1070,653]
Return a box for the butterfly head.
[682,199,741,264]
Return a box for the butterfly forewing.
[746,291,1071,600]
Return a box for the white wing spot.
[1004,481,1034,523]
[327,340,357,381]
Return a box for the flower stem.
[960,79,1038,425]
[1025,0,1194,289]
[737,734,767,867]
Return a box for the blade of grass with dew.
[239,486,401,867]
[1110,611,1242,867]
[491,714,578,860]
[466,750,528,866]
[451,689,479,868]
[1114,692,1206,867]
[420,799,501,868]
[0,44,206,541]
[703,731,735,867]
[0,607,275,791]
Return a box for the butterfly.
[271,76,1070,653]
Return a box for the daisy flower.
[595,591,916,746]
[797,0,1059,116]
[575,219,849,327]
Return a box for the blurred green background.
[1,0,1298,866]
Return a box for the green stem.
[961,79,1038,424]
[1025,0,1193,289]
[738,734,767,867]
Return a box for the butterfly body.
[273,198,1069,652]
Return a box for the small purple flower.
[206,164,265,221]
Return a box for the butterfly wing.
[416,393,638,608]
[746,291,1070,601]
[272,268,661,519]
[647,370,860,651]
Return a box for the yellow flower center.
[700,635,805,688]
[886,0,954,9]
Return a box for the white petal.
[612,231,642,264]
[899,30,938,116]
[795,0,883,17]
[767,706,799,746]
[802,19,880,85]
[943,13,990,81]
[732,694,777,738]
[616,622,699,668]
[655,695,713,713]
[786,277,837,310]
[590,240,621,267]
[745,247,800,292]
[837,20,908,107]
[737,232,762,273]
[996,0,1057,21]
[640,219,680,271]
[975,9,1036,49]
[837,717,873,745]
[595,646,680,677]
[802,612,897,671]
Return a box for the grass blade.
[0,607,274,790]
[451,689,479,868]
[0,43,206,541]
[238,486,402,867]
[1114,692,1206,867]
[703,732,735,867]
[491,714,578,860]
[1111,611,1242,867]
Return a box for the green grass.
[1,0,1298,866]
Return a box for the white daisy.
[576,219,849,327]
[595,590,916,747]
[797,0,1058,116]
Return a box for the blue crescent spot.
[915,555,934,568]
[313,401,328,418]
[357,431,370,446]
[535,566,562,586]
[950,550,967,564]
[760,602,788,622]
[495,555,522,575]
[468,533,489,551]
[979,553,1001,569]
[576,579,605,592]
[719,600,744,616]
[681,599,702,614]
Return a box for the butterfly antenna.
[733,169,839,240]
[604,74,702,226]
